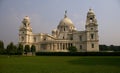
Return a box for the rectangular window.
[70,37,73,40]
[80,45,82,49]
[64,27,65,31]
[92,44,94,48]
[91,34,94,39]
[79,36,82,41]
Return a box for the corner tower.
[85,9,99,51]
[19,16,33,46]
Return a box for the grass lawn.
[0,56,120,73]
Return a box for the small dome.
[22,16,30,24]
[52,29,57,32]
[58,17,75,27]
[88,8,94,14]
[24,16,30,20]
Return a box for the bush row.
[36,52,120,56]
[0,51,22,55]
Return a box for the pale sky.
[0,0,120,47]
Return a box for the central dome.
[58,10,75,28]
[58,17,74,27]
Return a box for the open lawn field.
[0,56,120,73]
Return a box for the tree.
[0,40,4,54]
[17,44,23,55]
[0,40,4,49]
[109,45,114,51]
[6,42,17,55]
[99,44,120,52]
[24,45,30,55]
[68,46,77,52]
[99,45,108,51]
[31,45,36,55]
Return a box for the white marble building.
[19,9,99,52]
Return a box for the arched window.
[90,18,93,20]
[90,18,93,23]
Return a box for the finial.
[89,8,92,11]
[88,8,94,14]
[64,10,67,18]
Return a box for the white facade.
[19,9,99,52]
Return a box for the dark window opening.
[21,37,24,41]
[91,34,94,39]
[90,18,93,20]
[63,36,64,39]
[71,43,73,46]
[44,38,46,41]
[80,45,82,49]
[70,37,73,40]
[91,28,93,30]
[89,18,93,23]
[24,23,26,27]
[63,44,65,50]
[92,44,94,48]
[79,36,82,41]
[64,27,65,31]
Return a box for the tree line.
[0,40,120,55]
[0,40,36,55]
[99,45,120,51]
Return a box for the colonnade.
[46,42,73,51]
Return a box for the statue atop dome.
[64,10,67,18]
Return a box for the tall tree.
[24,45,30,55]
[6,44,10,55]
[6,42,16,55]
[31,45,36,55]
[0,40,4,54]
[10,42,15,54]
[99,45,108,51]
[0,40,4,49]
[17,44,23,55]
[109,45,114,51]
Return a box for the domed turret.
[22,16,30,27]
[86,8,97,25]
[87,8,95,15]
[52,29,58,37]
[20,16,32,31]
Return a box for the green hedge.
[36,52,120,56]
